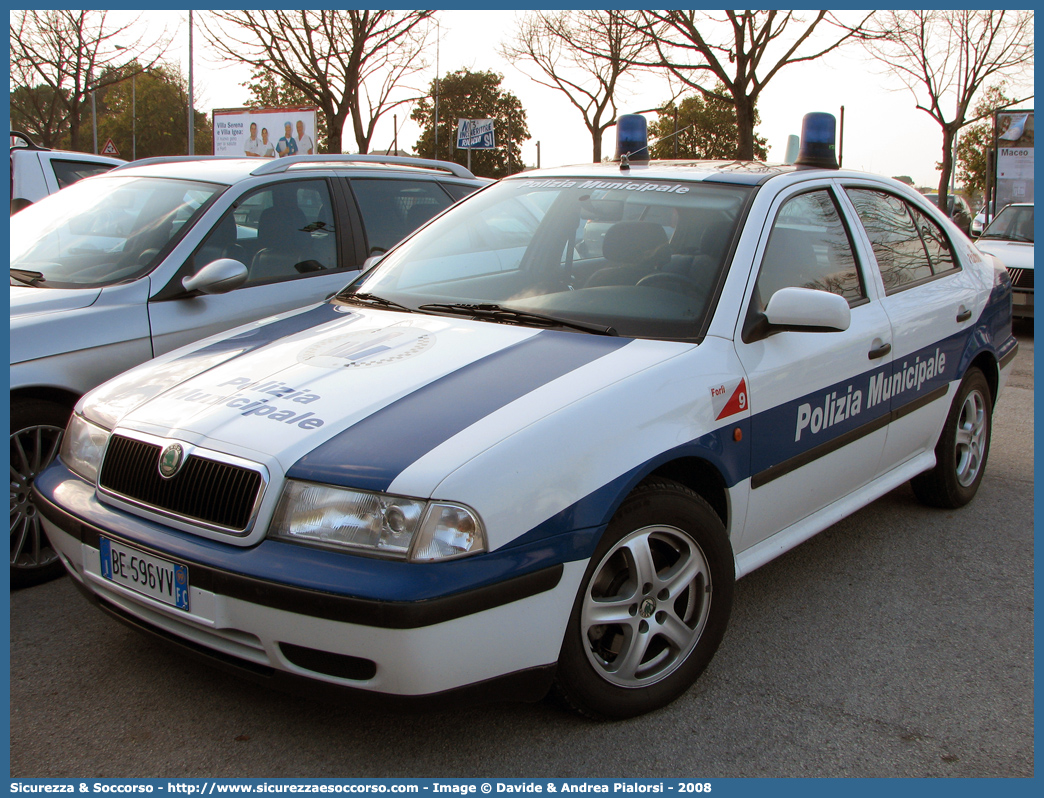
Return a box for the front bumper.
[35,466,587,703]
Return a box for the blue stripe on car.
[287,331,633,492]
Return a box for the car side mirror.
[182,258,248,295]
[764,286,851,332]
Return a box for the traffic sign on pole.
[456,119,496,150]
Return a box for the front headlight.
[59,414,110,483]
[269,480,487,562]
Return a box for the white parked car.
[9,130,123,214]
[34,115,1017,718]
[10,153,486,586]
[974,203,1033,319]
[971,201,997,237]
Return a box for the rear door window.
[846,188,958,292]
[440,181,483,202]
[50,159,117,189]
[350,179,454,255]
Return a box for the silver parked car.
[10,153,487,586]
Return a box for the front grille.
[99,434,263,532]
[1008,267,1034,290]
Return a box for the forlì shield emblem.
[158,443,185,479]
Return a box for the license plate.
[99,537,189,611]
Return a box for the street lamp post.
[91,88,98,154]
[434,17,439,161]
[114,44,136,160]
[88,63,98,154]
[187,10,195,156]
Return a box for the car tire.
[911,368,992,509]
[10,398,71,588]
[553,478,734,720]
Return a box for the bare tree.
[10,10,168,151]
[202,11,432,154]
[639,11,871,160]
[862,10,1034,211]
[501,11,653,162]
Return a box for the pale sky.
[128,10,1033,189]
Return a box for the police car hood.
[90,304,686,493]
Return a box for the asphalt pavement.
[9,323,1033,778]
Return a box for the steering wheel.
[636,271,705,296]
[88,210,119,235]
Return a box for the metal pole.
[948,128,957,199]
[92,89,98,154]
[839,105,845,168]
[984,148,994,228]
[434,18,440,160]
[536,141,540,169]
[132,73,136,160]
[673,107,678,159]
[187,10,195,155]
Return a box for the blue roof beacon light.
[615,114,649,168]
[794,112,839,169]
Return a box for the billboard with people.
[212,107,320,158]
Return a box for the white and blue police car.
[35,114,1018,719]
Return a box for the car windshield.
[979,205,1034,242]
[10,175,223,289]
[341,176,752,340]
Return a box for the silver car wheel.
[10,422,64,573]
[954,388,987,487]
[580,524,712,688]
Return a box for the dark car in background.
[923,192,973,236]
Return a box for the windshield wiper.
[418,302,618,336]
[10,268,45,286]
[337,291,415,313]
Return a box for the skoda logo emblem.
[158,443,185,479]
[639,598,657,619]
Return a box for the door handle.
[956,306,972,323]
[868,341,891,360]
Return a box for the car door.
[147,177,359,357]
[734,183,894,552]
[840,185,984,470]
